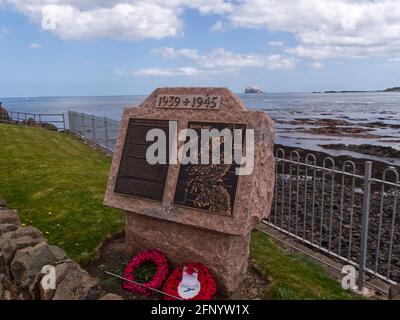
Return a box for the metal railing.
[0,110,66,131]
[67,111,400,290]
[265,148,400,290]
[68,111,120,151]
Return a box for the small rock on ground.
[0,197,6,208]
[0,209,21,226]
[100,293,124,300]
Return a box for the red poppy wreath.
[122,249,169,296]
[162,262,217,300]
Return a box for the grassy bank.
[0,124,358,299]
[251,231,358,299]
[0,124,124,263]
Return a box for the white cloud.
[388,57,400,63]
[268,41,284,47]
[3,0,400,63]
[153,47,200,60]
[40,3,182,40]
[217,0,400,60]
[29,43,42,49]
[1,0,231,40]
[120,47,296,77]
[156,47,295,70]
[311,61,324,69]
[116,67,203,77]
[210,21,230,33]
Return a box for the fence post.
[67,111,72,134]
[81,112,85,137]
[92,115,96,142]
[358,161,372,292]
[104,117,109,150]
[62,113,66,132]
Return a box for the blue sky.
[1,0,400,97]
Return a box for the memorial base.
[125,211,251,295]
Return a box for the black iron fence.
[266,149,399,290]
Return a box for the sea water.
[1,92,399,163]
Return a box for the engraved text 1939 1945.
[156,95,221,110]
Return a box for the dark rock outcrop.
[40,123,58,131]
[21,118,58,131]
[0,107,11,123]
[245,86,264,94]
[384,87,400,92]
[321,144,400,158]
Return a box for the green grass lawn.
[251,230,359,300]
[0,124,124,263]
[0,124,359,299]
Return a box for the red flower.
[162,262,217,300]
[122,249,169,296]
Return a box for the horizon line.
[0,89,395,100]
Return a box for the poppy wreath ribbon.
[122,249,169,296]
[162,262,217,300]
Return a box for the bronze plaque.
[174,122,246,215]
[114,118,170,201]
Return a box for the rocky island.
[245,86,264,94]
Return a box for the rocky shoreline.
[276,117,400,139]
[274,114,400,166]
[320,144,400,159]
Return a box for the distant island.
[245,86,264,94]
[318,90,369,94]
[384,86,400,92]
[313,87,400,94]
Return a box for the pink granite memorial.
[104,87,275,294]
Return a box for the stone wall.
[0,197,109,300]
